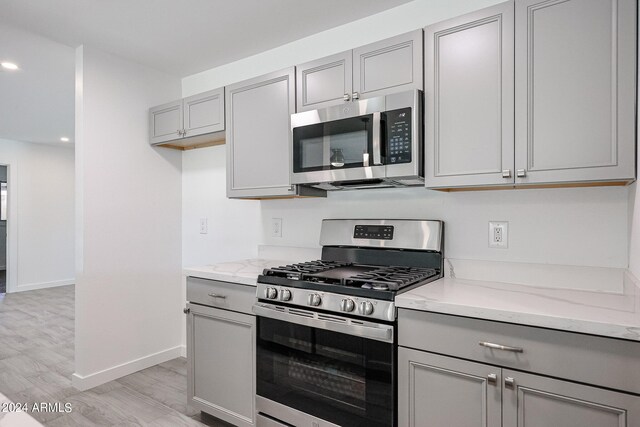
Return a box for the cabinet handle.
[352,92,359,100]
[177,129,182,136]
[182,129,187,137]
[208,293,227,299]
[479,341,524,353]
[343,93,351,102]
[183,307,190,314]
[516,169,527,178]
[502,170,512,178]
[505,376,515,389]
[487,373,498,385]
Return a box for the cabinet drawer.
[399,309,640,394]
[187,277,255,314]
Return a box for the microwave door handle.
[372,112,383,166]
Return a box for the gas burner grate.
[264,260,352,279]
[345,266,438,291]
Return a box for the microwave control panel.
[385,107,412,164]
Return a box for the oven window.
[293,115,374,173]
[257,317,394,427]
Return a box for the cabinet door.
[226,68,296,198]
[425,1,515,189]
[398,347,501,427]
[149,99,183,145]
[296,51,352,112]
[503,370,640,427]
[183,87,224,138]
[187,303,256,427]
[514,0,636,185]
[353,30,423,100]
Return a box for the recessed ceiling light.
[1,62,19,71]
[60,137,70,142]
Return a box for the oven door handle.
[372,112,383,166]
[253,303,394,343]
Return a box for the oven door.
[254,303,395,427]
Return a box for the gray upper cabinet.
[353,29,423,100]
[149,99,183,145]
[399,347,501,427]
[514,0,637,185]
[502,370,640,427]
[149,87,225,149]
[295,30,423,112]
[226,68,296,198]
[296,51,352,112]
[183,88,224,138]
[425,2,515,189]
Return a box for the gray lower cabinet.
[186,278,256,427]
[514,0,637,185]
[149,88,225,149]
[295,30,423,112]
[425,1,515,188]
[398,347,501,427]
[225,68,296,198]
[503,370,640,427]
[398,309,640,426]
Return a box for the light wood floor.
[0,285,232,426]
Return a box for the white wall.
[0,138,75,292]
[74,45,183,390]
[182,145,261,266]
[181,0,632,281]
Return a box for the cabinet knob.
[516,169,527,178]
[352,92,360,100]
[183,307,190,314]
[505,377,515,389]
[487,373,498,385]
[343,93,351,102]
[502,170,512,178]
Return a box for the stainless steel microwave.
[291,90,423,190]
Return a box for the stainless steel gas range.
[253,219,444,427]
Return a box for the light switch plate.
[489,221,508,248]
[271,218,283,238]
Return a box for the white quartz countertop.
[184,258,291,286]
[395,272,640,342]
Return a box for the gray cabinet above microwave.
[149,87,225,150]
[296,30,423,113]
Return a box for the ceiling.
[0,0,411,146]
[0,24,75,146]
[0,0,412,77]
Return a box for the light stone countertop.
[184,258,291,286]
[396,271,640,341]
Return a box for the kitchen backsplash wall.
[182,145,629,270]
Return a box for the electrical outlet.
[489,221,508,249]
[271,218,283,238]
[199,218,208,234]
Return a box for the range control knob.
[280,289,292,301]
[340,298,356,312]
[265,287,278,300]
[359,301,374,316]
[307,293,322,307]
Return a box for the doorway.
[0,165,6,293]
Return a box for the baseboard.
[180,345,186,358]
[15,278,75,293]
[72,345,183,391]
